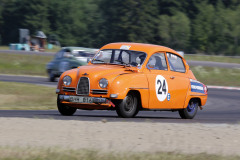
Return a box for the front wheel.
[57,96,77,116]
[178,100,198,119]
[48,70,56,82]
[116,92,138,118]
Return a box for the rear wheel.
[57,96,77,116]
[116,92,138,118]
[178,100,198,119]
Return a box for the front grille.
[63,87,76,92]
[77,77,89,95]
[91,89,108,94]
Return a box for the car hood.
[77,64,137,80]
[59,64,140,89]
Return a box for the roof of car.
[62,46,98,52]
[100,42,181,57]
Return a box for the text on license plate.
[69,96,93,103]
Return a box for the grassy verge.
[0,53,52,76]
[0,46,9,50]
[184,54,240,64]
[0,147,239,160]
[190,66,240,87]
[0,82,56,110]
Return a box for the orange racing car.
[56,42,208,119]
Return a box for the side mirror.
[147,64,155,69]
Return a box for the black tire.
[116,92,138,118]
[57,96,77,116]
[48,70,56,82]
[178,99,198,119]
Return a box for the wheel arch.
[184,97,202,109]
[189,97,201,106]
[128,90,143,110]
[109,73,149,107]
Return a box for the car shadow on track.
[41,113,182,122]
[0,110,192,123]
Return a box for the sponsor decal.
[155,75,168,101]
[190,79,205,94]
[120,45,131,50]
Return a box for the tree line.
[0,0,240,55]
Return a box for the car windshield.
[91,49,147,67]
[72,50,95,58]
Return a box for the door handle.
[170,76,175,79]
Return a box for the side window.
[147,53,167,70]
[63,49,71,58]
[135,53,146,66]
[167,53,186,73]
[114,50,130,64]
[121,51,130,64]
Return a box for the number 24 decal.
[157,79,167,95]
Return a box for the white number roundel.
[155,75,168,101]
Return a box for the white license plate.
[69,96,93,103]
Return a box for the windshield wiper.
[92,59,105,63]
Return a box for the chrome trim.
[56,89,60,93]
[190,94,207,96]
[76,77,90,95]
[110,94,118,98]
[91,89,108,94]
[63,87,76,92]
[129,87,149,90]
[59,95,70,101]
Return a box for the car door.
[58,49,71,73]
[145,52,173,109]
[166,52,189,109]
[51,49,65,75]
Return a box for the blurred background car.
[46,47,97,82]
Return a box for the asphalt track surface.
[0,75,240,124]
[1,49,240,68]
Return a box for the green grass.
[0,46,9,50]
[190,66,240,87]
[0,52,52,76]
[185,54,240,64]
[0,147,239,160]
[0,82,56,110]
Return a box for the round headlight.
[99,78,108,88]
[63,76,72,86]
